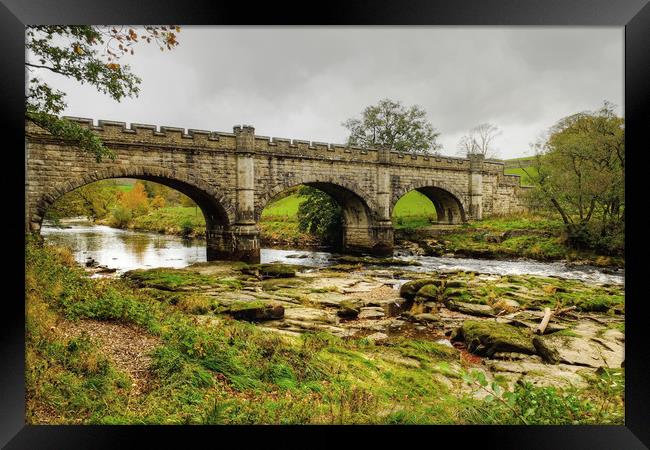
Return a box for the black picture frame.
[2,1,649,448]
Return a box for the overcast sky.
[33,26,623,159]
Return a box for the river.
[41,221,624,285]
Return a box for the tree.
[342,99,441,154]
[296,186,342,247]
[45,180,119,221]
[524,102,624,253]
[457,123,501,158]
[117,181,150,217]
[26,26,180,161]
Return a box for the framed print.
[2,0,649,448]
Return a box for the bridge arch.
[257,177,383,254]
[31,165,235,232]
[392,181,468,224]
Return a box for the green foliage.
[343,98,441,154]
[527,101,624,255]
[45,180,120,221]
[459,367,624,425]
[26,26,180,161]
[108,205,133,228]
[296,186,343,246]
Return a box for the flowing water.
[41,221,624,285]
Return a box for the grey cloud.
[36,26,623,159]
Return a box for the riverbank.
[395,216,624,268]
[26,237,624,424]
[93,206,623,268]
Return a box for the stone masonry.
[25,118,532,262]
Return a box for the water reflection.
[41,223,624,285]
[42,223,206,272]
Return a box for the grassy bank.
[396,214,624,267]
[25,237,623,424]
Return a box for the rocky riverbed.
[120,258,624,392]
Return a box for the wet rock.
[452,320,536,357]
[445,301,495,317]
[85,257,99,268]
[533,336,561,364]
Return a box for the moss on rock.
[452,320,535,357]
[240,263,298,279]
[400,278,443,301]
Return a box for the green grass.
[504,166,538,186]
[262,194,305,219]
[25,238,625,425]
[127,206,206,237]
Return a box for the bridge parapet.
[29,117,531,176]
[34,117,240,150]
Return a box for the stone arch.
[256,176,379,222]
[256,176,381,254]
[391,181,468,224]
[31,165,235,231]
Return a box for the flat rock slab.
[358,308,386,320]
[485,359,591,389]
[283,307,339,324]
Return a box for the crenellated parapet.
[25,117,512,174]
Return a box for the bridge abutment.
[206,226,260,263]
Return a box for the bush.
[109,205,132,228]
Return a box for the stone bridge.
[25,118,531,262]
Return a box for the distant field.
[504,166,537,186]
[261,190,436,225]
[261,194,305,219]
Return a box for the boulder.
[400,278,443,301]
[414,284,440,302]
[452,320,536,357]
